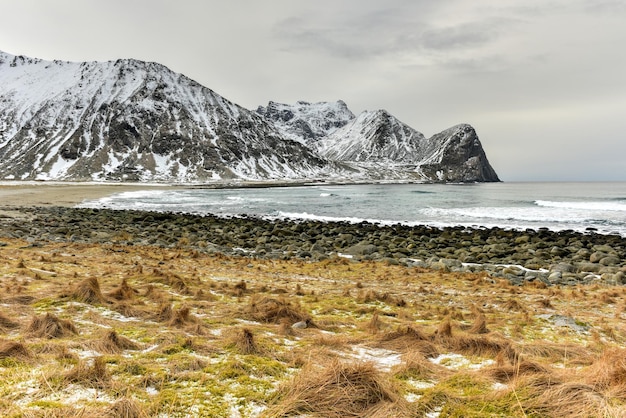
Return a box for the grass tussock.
[1,294,36,305]
[168,305,196,327]
[113,302,145,318]
[108,278,137,301]
[378,325,428,345]
[394,350,448,380]
[0,311,19,331]
[0,339,30,359]
[153,303,173,322]
[265,359,414,418]
[516,341,596,366]
[27,313,78,339]
[522,380,617,418]
[107,397,148,418]
[231,327,259,355]
[92,330,140,354]
[64,356,110,388]
[365,311,383,334]
[71,276,107,304]
[583,347,626,391]
[445,334,512,358]
[485,359,549,383]
[248,295,309,324]
[468,305,490,334]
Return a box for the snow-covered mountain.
[315,109,428,163]
[0,51,328,181]
[261,103,500,182]
[0,50,499,183]
[255,100,354,144]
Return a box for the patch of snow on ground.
[404,378,436,403]
[36,383,114,406]
[14,379,39,405]
[405,392,422,402]
[142,344,159,354]
[75,349,101,359]
[406,378,436,390]
[426,405,443,418]
[429,353,494,370]
[349,346,402,371]
[493,382,509,391]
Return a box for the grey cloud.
[581,0,626,13]
[274,9,516,75]
[420,22,497,51]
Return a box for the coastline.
[0,182,179,207]
[0,181,624,287]
[0,179,395,207]
[1,204,624,286]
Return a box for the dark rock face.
[420,124,500,183]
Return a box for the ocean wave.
[275,211,393,225]
[420,206,623,224]
[534,200,626,211]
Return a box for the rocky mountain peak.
[418,124,500,182]
[255,100,355,143]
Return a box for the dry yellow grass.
[0,237,625,416]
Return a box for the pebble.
[0,206,624,286]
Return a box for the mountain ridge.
[0,50,500,183]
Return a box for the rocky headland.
[2,206,624,286]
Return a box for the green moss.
[32,297,67,311]
[28,400,66,409]
[119,360,148,376]
[0,358,22,368]
[150,387,230,417]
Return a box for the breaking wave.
[534,200,626,212]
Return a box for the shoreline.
[0,179,382,207]
[1,205,624,286]
[0,178,461,208]
[0,182,624,287]
[0,182,179,207]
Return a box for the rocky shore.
[1,206,624,286]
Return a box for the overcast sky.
[1,0,625,181]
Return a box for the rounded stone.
[590,252,608,263]
[600,256,621,266]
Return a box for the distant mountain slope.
[0,51,328,181]
[0,50,499,183]
[255,100,354,144]
[315,109,428,163]
[297,106,499,182]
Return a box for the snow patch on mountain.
[0,51,329,182]
[315,109,428,163]
[255,100,355,144]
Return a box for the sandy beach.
[0,180,332,208]
[0,182,177,207]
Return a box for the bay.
[79,182,626,236]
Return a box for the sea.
[79,182,626,237]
